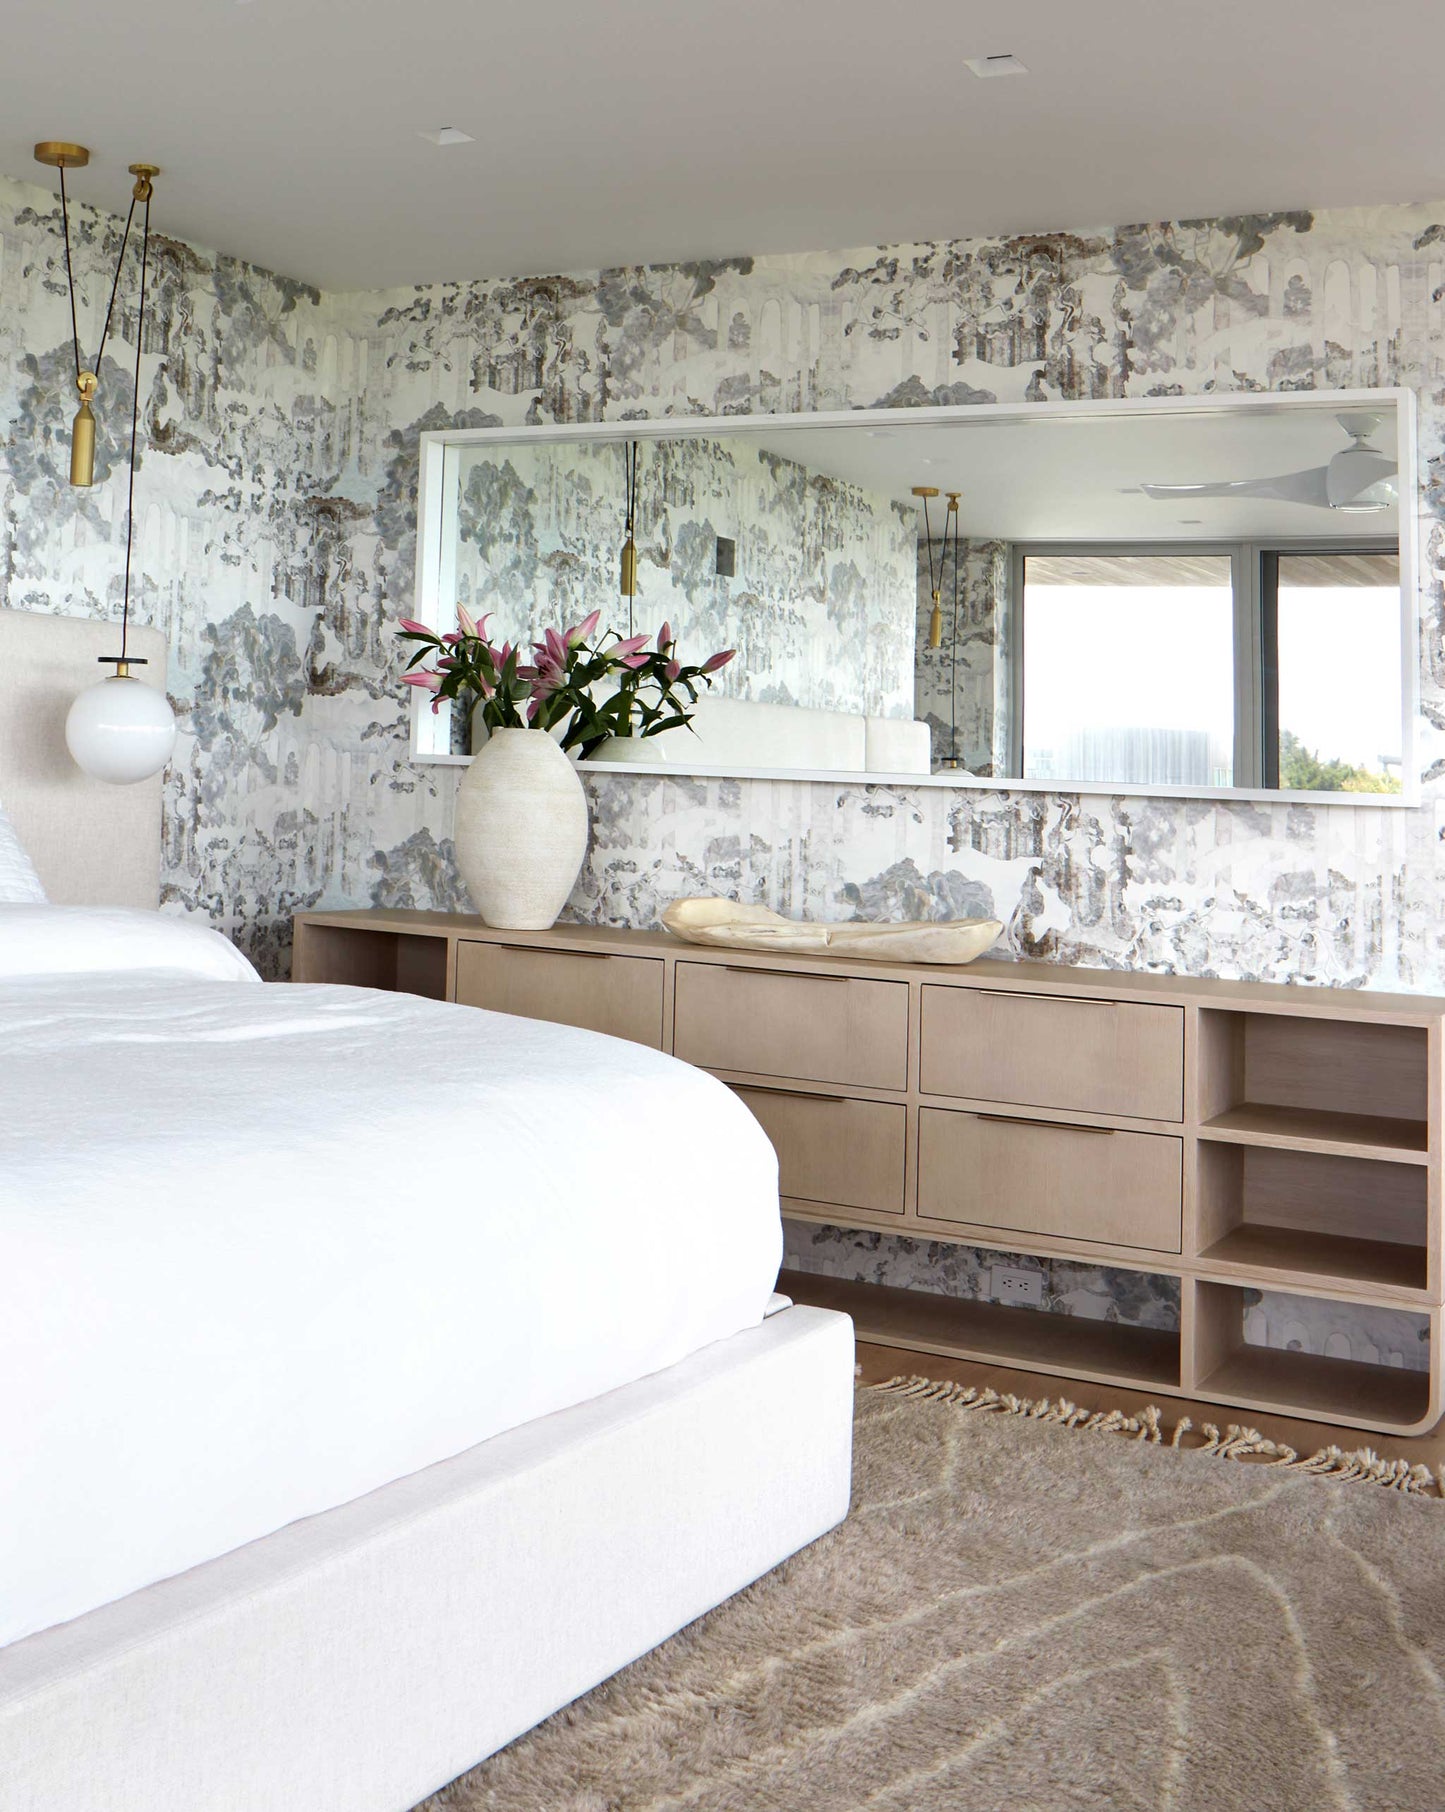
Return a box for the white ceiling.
[1,0,1442,290]
[734,403,1401,540]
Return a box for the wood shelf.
[1199,1104,1429,1162]
[1196,1224,1428,1297]
[779,1269,1180,1392]
[1198,1346,1433,1434]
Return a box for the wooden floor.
[857,1339,1445,1472]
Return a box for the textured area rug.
[419,1379,1445,1812]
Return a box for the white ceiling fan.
[1141,412,1398,513]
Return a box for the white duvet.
[0,957,782,1648]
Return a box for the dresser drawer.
[917,1108,1182,1252]
[455,942,664,1048]
[732,1086,906,1217]
[674,961,909,1090]
[920,986,1184,1122]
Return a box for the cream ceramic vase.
[454,728,589,929]
[591,733,670,764]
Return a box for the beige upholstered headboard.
[0,609,166,908]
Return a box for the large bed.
[0,610,855,1810]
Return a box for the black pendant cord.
[920,493,939,597]
[949,500,961,763]
[623,439,640,637]
[55,162,138,385]
[119,187,151,664]
[94,192,139,377]
[57,163,82,386]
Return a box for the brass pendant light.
[913,485,944,648]
[619,439,641,636]
[34,141,157,489]
[35,139,176,784]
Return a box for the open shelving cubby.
[779,1269,1182,1394]
[1196,1008,1429,1158]
[291,920,450,999]
[1187,1279,1434,1434]
[1194,1140,1429,1297]
[1192,1004,1436,1321]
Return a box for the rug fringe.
[866,1376,1443,1497]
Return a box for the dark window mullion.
[1259,551,1281,789]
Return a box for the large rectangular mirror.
[412,390,1417,803]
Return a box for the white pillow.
[0,906,260,985]
[0,806,47,905]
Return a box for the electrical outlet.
[990,1265,1043,1308]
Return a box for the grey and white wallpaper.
[448,434,917,719]
[913,534,1009,771]
[5,176,1445,1372]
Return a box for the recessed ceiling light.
[417,127,474,147]
[865,430,894,439]
[1179,518,1204,524]
[964,53,1028,78]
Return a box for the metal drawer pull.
[722,965,850,982]
[977,989,1108,1005]
[976,1113,1115,1135]
[732,1084,849,1106]
[490,943,611,961]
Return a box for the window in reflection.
[1268,551,1402,794]
[1021,554,1235,788]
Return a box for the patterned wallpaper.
[447,434,917,720]
[5,173,1445,1366]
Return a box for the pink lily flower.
[455,604,478,637]
[617,652,650,670]
[665,659,681,681]
[611,633,649,657]
[567,608,601,646]
[442,631,463,646]
[657,620,673,651]
[399,618,432,635]
[702,649,736,672]
[401,671,443,692]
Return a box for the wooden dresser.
[293,909,1445,1436]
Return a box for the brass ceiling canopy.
[33,141,90,169]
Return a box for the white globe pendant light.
[37,141,175,785]
[66,663,176,784]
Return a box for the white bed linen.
[0,974,782,1648]
[0,809,46,905]
[0,905,260,984]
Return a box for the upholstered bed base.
[0,1302,854,1812]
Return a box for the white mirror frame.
[410,387,1420,807]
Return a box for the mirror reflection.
[419,395,1409,798]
